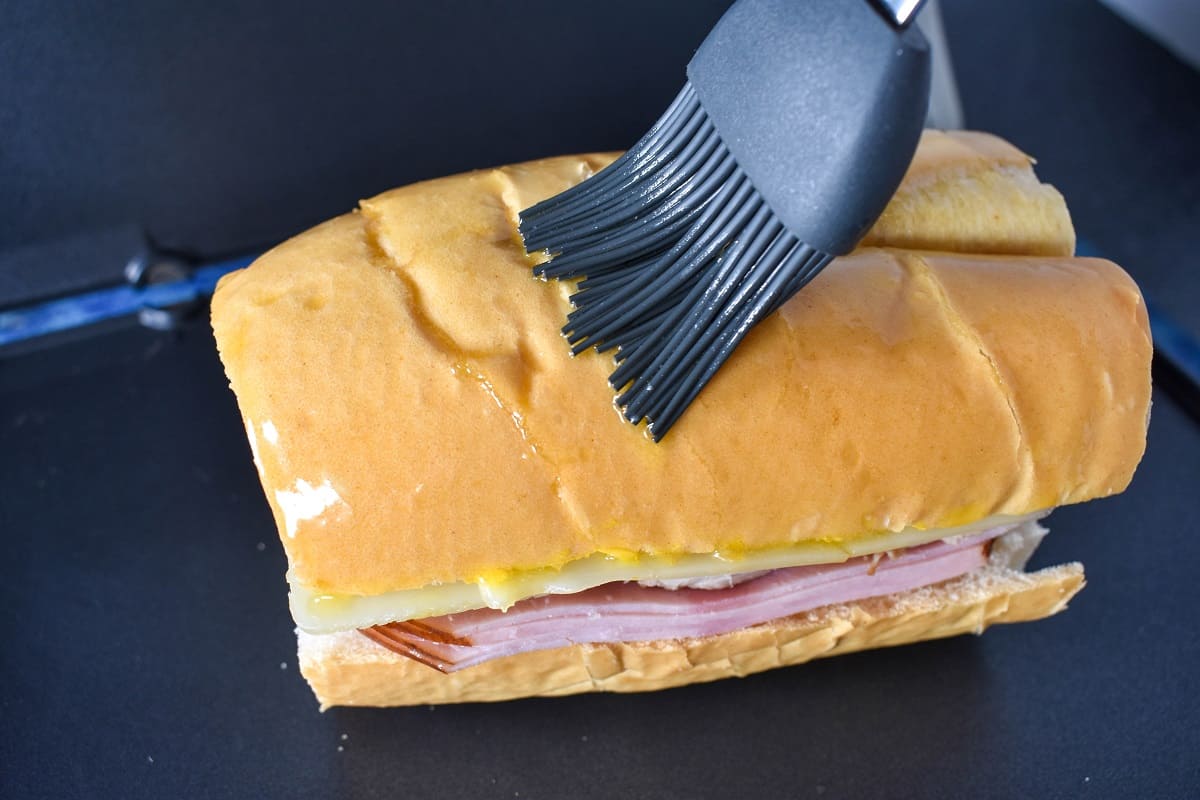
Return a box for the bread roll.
[210,130,1150,706]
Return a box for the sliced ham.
[362,532,995,673]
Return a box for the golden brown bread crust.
[863,130,1076,256]
[210,132,1150,598]
[298,561,1085,708]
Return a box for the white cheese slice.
[289,511,1046,633]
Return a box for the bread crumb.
[280,662,288,670]
[256,542,266,552]
[581,735,588,742]
[147,756,154,764]
[340,733,348,741]
[337,746,344,753]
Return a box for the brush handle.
[870,0,928,29]
[687,0,931,255]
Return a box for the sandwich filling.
[291,511,1048,633]
[347,518,1049,673]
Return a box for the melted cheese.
[289,512,1045,633]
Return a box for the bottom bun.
[296,560,1084,708]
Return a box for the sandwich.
[210,130,1151,707]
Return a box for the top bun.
[211,132,1150,597]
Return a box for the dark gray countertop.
[2,1,1198,797]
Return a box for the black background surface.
[2,1,1199,798]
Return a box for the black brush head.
[520,0,930,440]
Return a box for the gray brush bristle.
[519,83,832,440]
